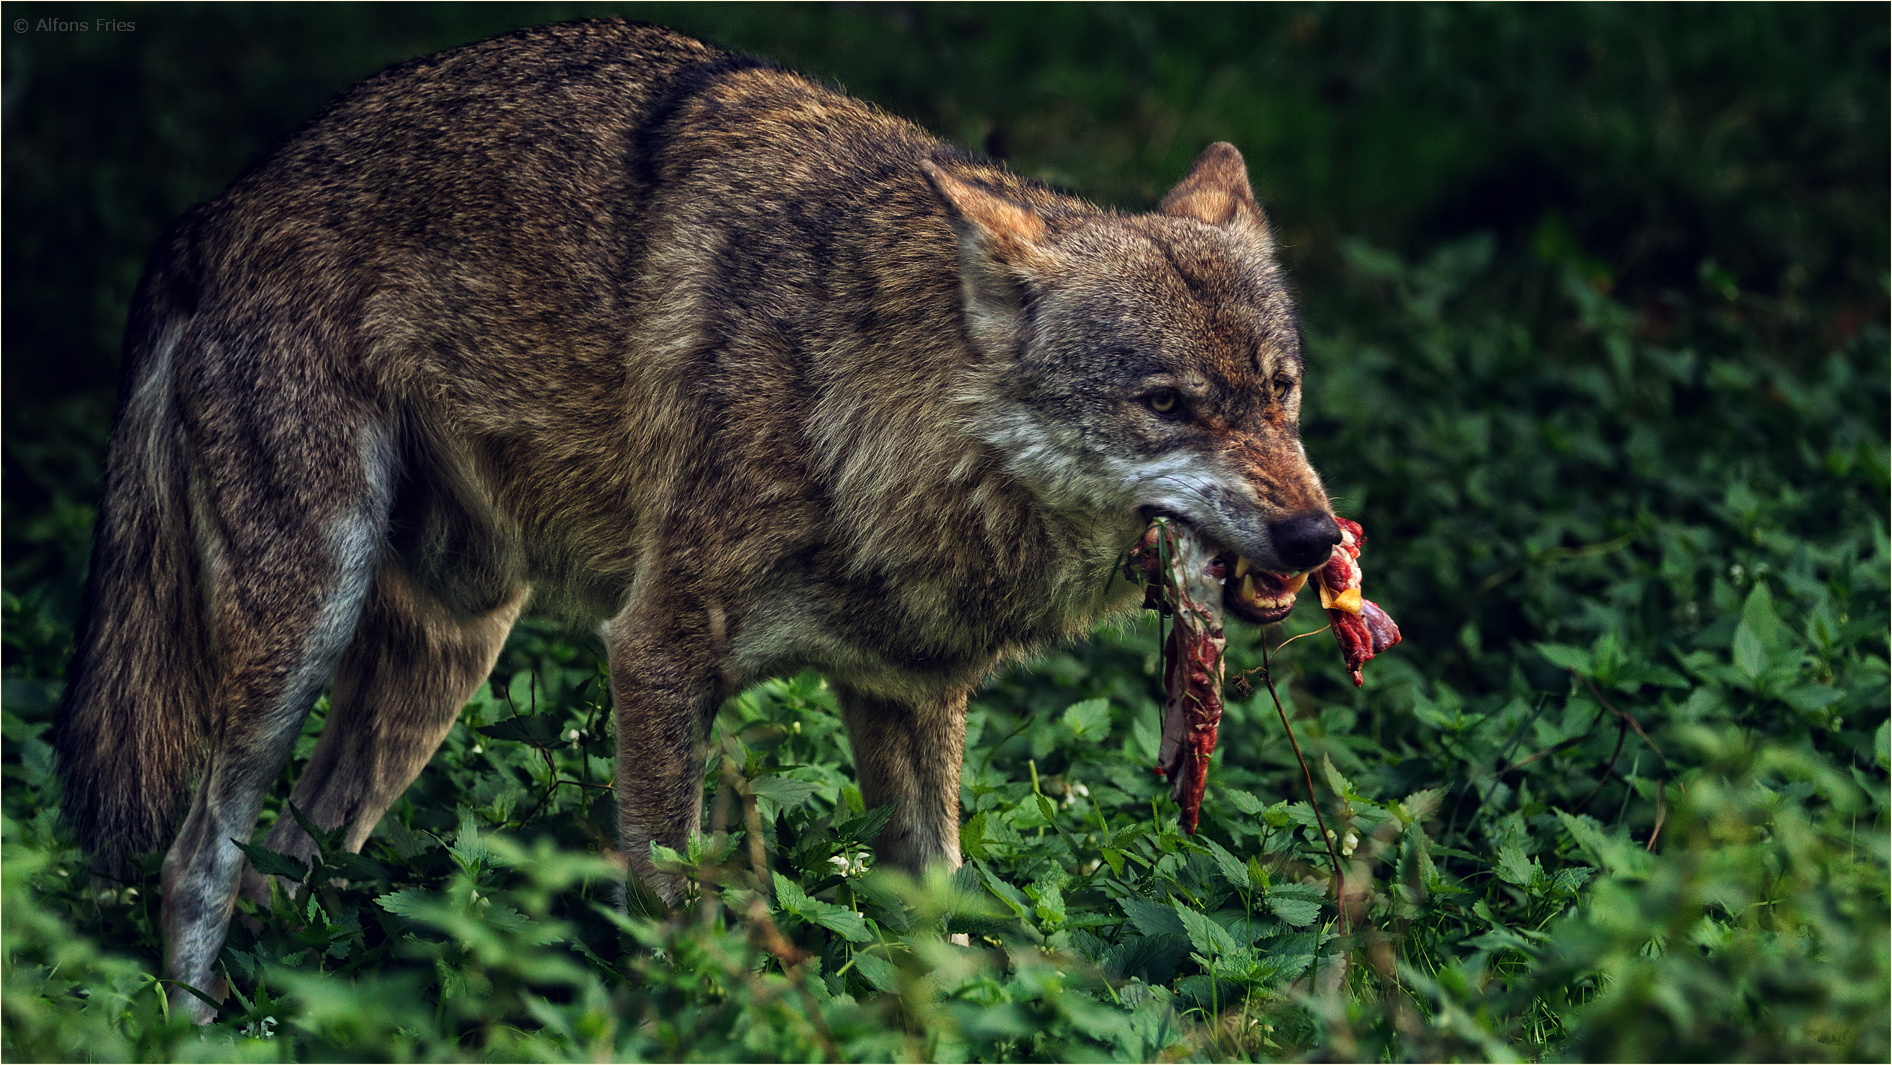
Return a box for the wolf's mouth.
[1136,509,1309,625]
[1220,554,1307,625]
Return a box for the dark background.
[5,3,1885,613]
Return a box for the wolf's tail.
[52,215,217,875]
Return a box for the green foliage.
[4,4,1886,1061]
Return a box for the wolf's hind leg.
[253,566,524,882]
[159,415,395,1023]
[834,685,969,873]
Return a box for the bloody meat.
[1129,515,1400,832]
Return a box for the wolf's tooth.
[1234,557,1252,578]
[1285,572,1308,595]
[1241,573,1258,603]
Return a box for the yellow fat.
[1319,585,1363,614]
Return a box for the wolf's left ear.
[1160,142,1272,246]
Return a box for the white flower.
[1341,830,1360,857]
[242,1015,278,1038]
[827,850,872,878]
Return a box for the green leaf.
[450,811,492,872]
[1495,843,1543,890]
[325,850,388,883]
[506,669,542,713]
[1035,794,1060,826]
[1780,685,1843,713]
[771,871,809,911]
[1266,883,1325,927]
[1120,897,1187,937]
[1536,642,1592,673]
[1739,582,1782,648]
[1550,866,1595,897]
[960,811,990,861]
[476,715,563,746]
[1027,877,1066,928]
[1320,755,1363,802]
[850,950,898,993]
[979,865,1034,923]
[482,904,560,944]
[1131,712,1162,766]
[1732,624,1768,681]
[1222,788,1265,816]
[1202,838,1252,894]
[1285,802,1321,828]
[1396,788,1445,825]
[834,803,897,847]
[1100,934,1190,983]
[1555,809,1654,878]
[773,871,873,942]
[1172,902,1239,959]
[1061,697,1112,741]
[375,888,437,920]
[235,841,308,883]
[748,773,821,806]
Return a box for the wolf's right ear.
[921,161,1047,260]
[1160,142,1272,248]
[921,160,1048,350]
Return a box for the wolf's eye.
[1272,376,1295,403]
[1144,389,1184,417]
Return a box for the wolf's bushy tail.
[53,222,216,875]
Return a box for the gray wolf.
[51,18,1339,1019]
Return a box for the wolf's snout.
[1270,512,1341,572]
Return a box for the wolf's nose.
[1271,512,1341,572]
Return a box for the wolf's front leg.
[610,601,726,907]
[833,685,969,873]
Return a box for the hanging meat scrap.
[1129,518,1227,835]
[1316,517,1403,687]
[1128,514,1401,833]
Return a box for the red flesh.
[1130,514,1401,832]
[1131,520,1226,834]
[1316,518,1403,686]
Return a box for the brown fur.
[52,19,1337,1020]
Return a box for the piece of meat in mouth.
[1126,513,1401,834]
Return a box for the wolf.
[52,18,1340,1019]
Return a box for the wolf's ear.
[1160,142,1271,244]
[921,161,1048,262]
[922,161,1048,350]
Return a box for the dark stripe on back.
[630,52,785,192]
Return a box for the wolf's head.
[924,143,1337,624]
